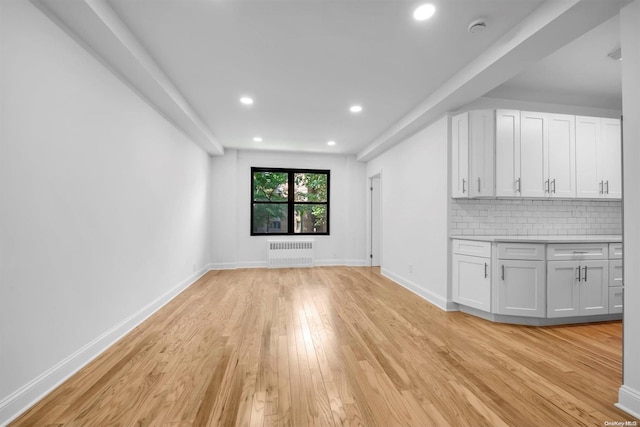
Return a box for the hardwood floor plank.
[10,267,636,426]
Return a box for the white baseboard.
[381,268,457,311]
[315,259,368,267]
[209,259,368,270]
[0,266,210,427]
[617,385,640,419]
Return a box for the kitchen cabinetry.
[459,109,618,200]
[575,116,621,199]
[451,111,494,198]
[452,240,491,312]
[608,242,623,314]
[547,114,576,197]
[451,238,622,325]
[546,243,609,317]
[495,109,520,197]
[495,243,545,317]
[497,111,576,198]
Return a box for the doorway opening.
[369,174,381,267]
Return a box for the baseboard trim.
[0,266,210,427]
[209,259,368,270]
[381,268,456,311]
[617,385,640,419]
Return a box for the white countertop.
[450,235,622,243]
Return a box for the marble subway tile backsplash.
[451,199,622,236]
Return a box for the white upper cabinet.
[600,118,622,198]
[520,111,548,198]
[451,112,469,198]
[451,110,495,198]
[547,114,576,198]
[457,109,618,200]
[495,109,521,197]
[576,116,621,199]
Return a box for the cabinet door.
[451,112,469,198]
[469,110,495,197]
[452,254,491,312]
[547,261,580,318]
[609,287,623,314]
[495,110,521,197]
[579,260,608,315]
[609,259,623,287]
[600,118,621,198]
[547,114,576,198]
[576,116,601,198]
[520,111,547,197]
[496,260,545,317]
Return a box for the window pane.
[294,204,327,234]
[253,171,289,202]
[253,203,288,234]
[294,173,327,202]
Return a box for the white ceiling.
[487,14,622,110]
[33,0,629,159]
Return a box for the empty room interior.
[2,0,640,425]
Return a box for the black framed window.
[251,167,330,235]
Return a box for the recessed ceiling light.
[413,4,435,21]
[253,137,262,142]
[350,105,363,113]
[240,96,254,105]
[327,140,336,146]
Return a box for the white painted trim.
[208,260,368,270]
[617,385,640,419]
[381,268,458,312]
[0,266,210,427]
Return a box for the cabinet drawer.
[609,260,623,287]
[609,243,623,259]
[546,243,608,261]
[497,243,545,261]
[609,286,623,314]
[452,239,491,258]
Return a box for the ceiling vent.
[468,19,487,34]
[608,48,622,61]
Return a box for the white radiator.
[268,240,314,268]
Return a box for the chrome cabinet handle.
[583,266,588,281]
[516,178,521,193]
[599,181,604,194]
[484,263,488,278]
[477,177,481,193]
[462,178,466,193]
[545,179,550,193]
[551,179,556,194]
[501,265,505,280]
[605,181,609,194]
[576,266,581,282]
[573,251,589,254]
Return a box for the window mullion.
[288,171,295,234]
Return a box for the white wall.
[0,1,211,423]
[366,117,452,310]
[618,0,640,418]
[210,149,367,268]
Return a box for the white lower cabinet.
[609,287,624,314]
[547,260,609,317]
[496,260,546,317]
[452,239,620,323]
[452,253,491,312]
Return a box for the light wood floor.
[11,267,636,426]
